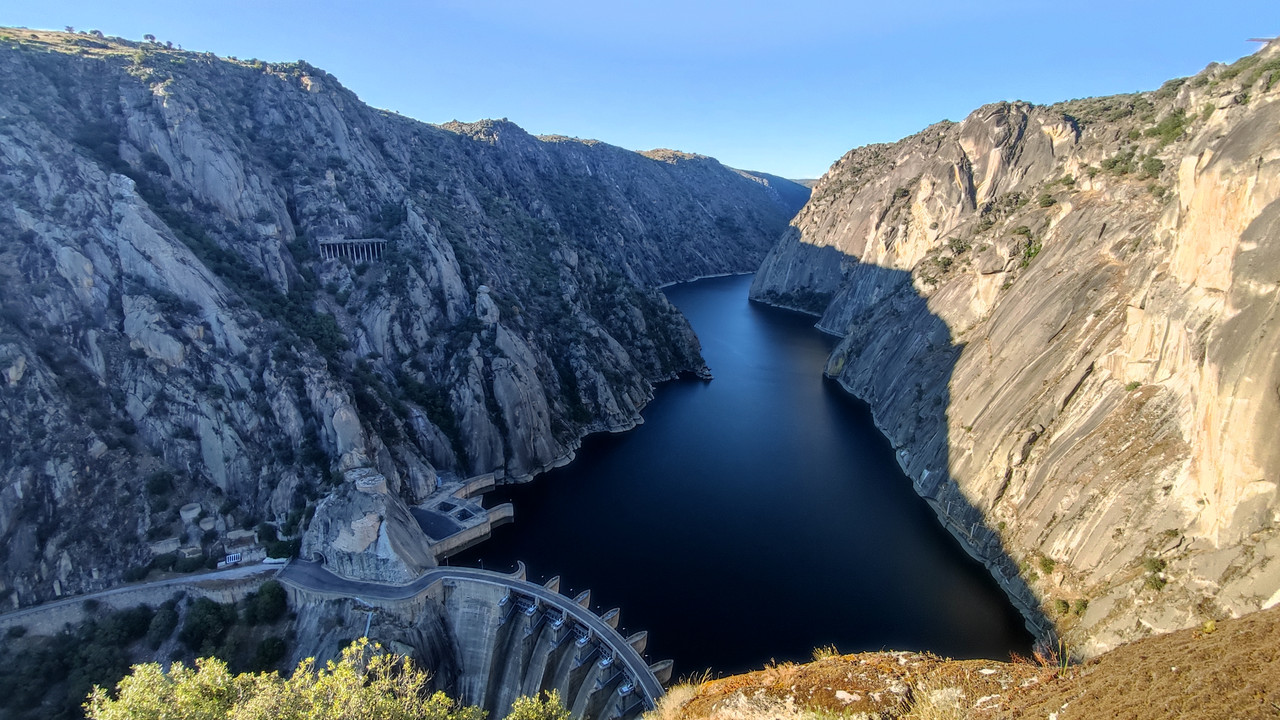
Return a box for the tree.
[84,638,487,720]
[507,691,571,720]
[143,34,155,43]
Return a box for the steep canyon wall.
[0,29,806,606]
[753,44,1280,654]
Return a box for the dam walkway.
[278,560,667,712]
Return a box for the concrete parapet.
[0,566,277,637]
[179,503,202,523]
[454,473,497,499]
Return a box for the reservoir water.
[453,273,1031,675]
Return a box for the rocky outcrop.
[753,43,1280,654]
[301,468,436,583]
[0,29,806,604]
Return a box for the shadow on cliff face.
[755,245,1056,642]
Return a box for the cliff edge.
[752,43,1280,655]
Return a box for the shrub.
[256,522,279,543]
[254,636,288,669]
[1125,381,1142,391]
[1142,557,1166,573]
[1144,109,1189,146]
[1037,193,1057,208]
[1012,225,1032,237]
[1072,599,1089,616]
[1038,556,1057,574]
[266,539,300,559]
[507,691,571,720]
[85,639,486,720]
[174,555,205,573]
[1021,238,1043,266]
[247,580,287,624]
[1140,156,1165,179]
[177,598,236,650]
[1145,574,1168,591]
[146,600,179,649]
[1053,599,1071,615]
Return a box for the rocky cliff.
[752,43,1280,655]
[0,29,807,606]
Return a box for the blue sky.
[4,1,1275,178]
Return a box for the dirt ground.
[649,605,1280,720]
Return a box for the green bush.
[1038,556,1057,574]
[1053,599,1071,615]
[253,636,288,670]
[152,552,178,572]
[1125,381,1142,391]
[1144,110,1188,146]
[178,598,236,650]
[1021,238,1043,267]
[507,690,571,720]
[85,639,485,720]
[246,580,287,624]
[256,522,279,543]
[146,599,179,649]
[174,555,205,573]
[1142,557,1166,573]
[1037,193,1057,208]
[266,539,301,559]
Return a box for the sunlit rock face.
[753,43,1280,655]
[0,29,808,606]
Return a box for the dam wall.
[282,562,665,720]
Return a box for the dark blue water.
[453,274,1030,675]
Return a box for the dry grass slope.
[647,605,1280,720]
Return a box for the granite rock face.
[753,43,1280,654]
[0,30,806,601]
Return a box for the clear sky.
[4,1,1276,178]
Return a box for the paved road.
[2,559,663,704]
[279,561,664,702]
[0,562,280,622]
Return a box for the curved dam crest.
[456,274,1032,675]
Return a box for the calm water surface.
[454,273,1030,675]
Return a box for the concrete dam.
[280,561,669,720]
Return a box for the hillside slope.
[752,43,1280,654]
[651,604,1280,720]
[0,28,805,605]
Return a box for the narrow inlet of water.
[453,273,1031,676]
